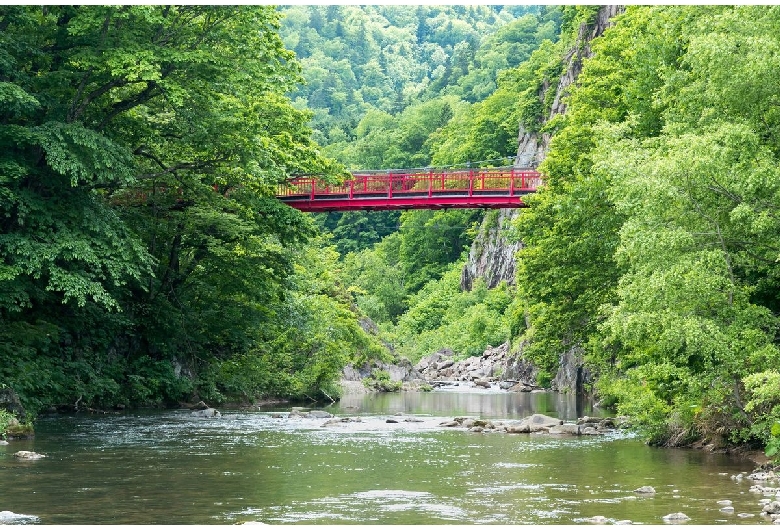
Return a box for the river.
[0,388,774,525]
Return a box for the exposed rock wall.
[460,209,523,291]
[522,5,625,166]
[414,342,540,391]
[465,6,623,292]
[461,6,624,393]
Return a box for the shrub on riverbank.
[0,410,34,440]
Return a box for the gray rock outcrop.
[0,387,26,420]
[461,209,523,292]
[551,346,593,394]
[191,407,221,418]
[343,357,423,385]
[458,6,625,393]
[415,342,540,390]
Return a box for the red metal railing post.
[510,168,515,196]
[469,168,474,196]
[388,171,392,199]
[349,179,354,199]
[310,179,315,201]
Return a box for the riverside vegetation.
[1,6,779,462]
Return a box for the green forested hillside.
[279,4,560,162]
[314,6,589,364]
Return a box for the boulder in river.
[662,512,690,522]
[526,413,563,432]
[763,501,780,515]
[549,423,581,436]
[191,407,221,418]
[634,486,656,494]
[13,451,45,460]
[505,422,530,434]
[307,410,333,419]
[0,511,39,524]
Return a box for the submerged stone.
[13,451,44,459]
[662,512,690,522]
[191,407,221,418]
[763,501,780,514]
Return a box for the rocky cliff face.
[518,4,624,167]
[460,209,523,291]
[462,6,623,392]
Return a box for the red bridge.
[276,167,542,211]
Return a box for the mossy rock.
[5,423,35,439]
[2,415,34,439]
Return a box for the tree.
[589,6,780,445]
[0,6,344,410]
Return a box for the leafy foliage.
[0,6,369,412]
[390,264,512,363]
[280,5,560,150]
[509,5,780,449]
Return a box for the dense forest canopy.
[1,5,780,459]
[0,5,378,416]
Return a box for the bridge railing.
[277,167,541,200]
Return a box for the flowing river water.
[0,388,775,525]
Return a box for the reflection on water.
[0,390,768,525]
[333,386,597,420]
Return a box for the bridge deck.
[277,167,541,211]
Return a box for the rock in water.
[0,511,40,524]
[662,512,690,522]
[13,451,45,459]
[191,407,221,418]
[634,486,656,494]
[191,400,209,410]
[548,423,581,435]
[763,501,780,515]
[306,410,332,419]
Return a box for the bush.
[363,369,402,392]
[0,410,14,438]
[744,370,780,460]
